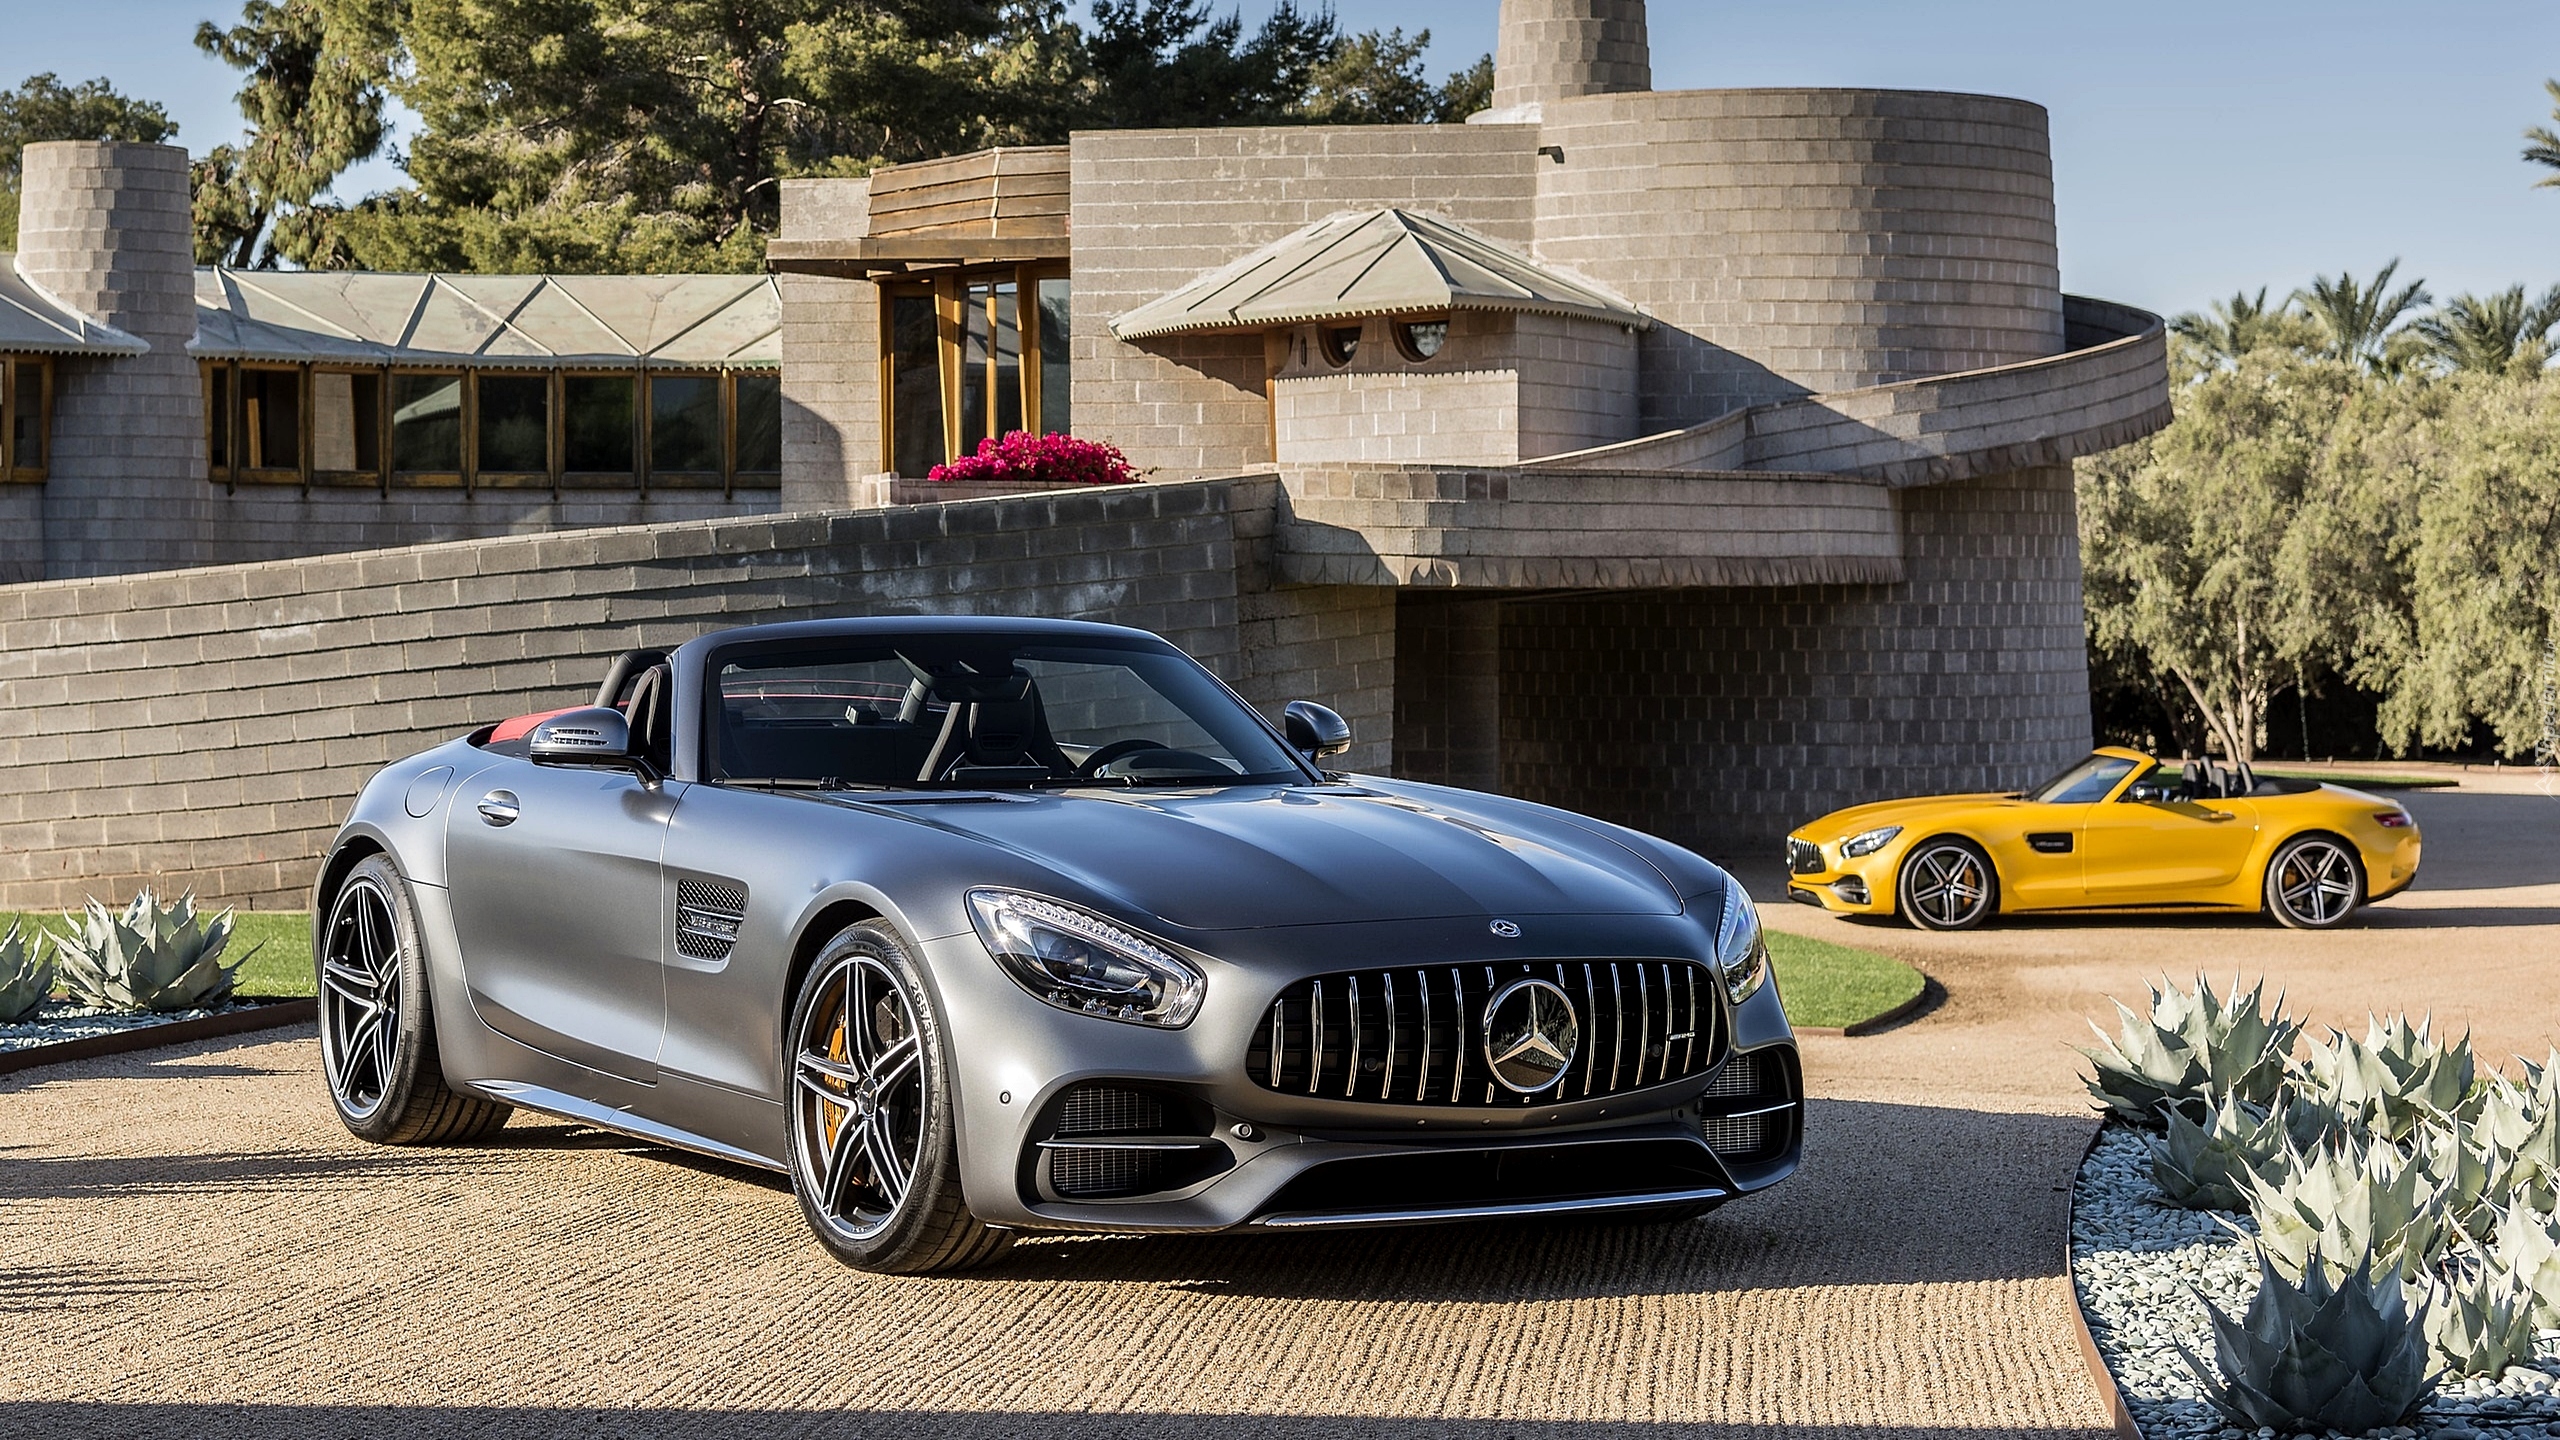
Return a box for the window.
[563,374,635,478]
[734,372,781,478]
[1319,324,1361,367]
[310,371,381,479]
[391,373,464,477]
[204,363,231,478]
[1394,316,1449,362]
[2025,754,2141,805]
[650,374,722,479]
[5,357,49,480]
[238,367,303,477]
[477,373,550,478]
[879,266,1070,478]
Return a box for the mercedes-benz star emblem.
[1488,919,1521,938]
[1482,977,1580,1094]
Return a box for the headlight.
[1841,824,1902,859]
[1715,885,1770,1006]
[966,890,1204,1027]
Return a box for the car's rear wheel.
[320,855,513,1144]
[2265,834,2364,929]
[1898,839,1998,931]
[785,919,1011,1274]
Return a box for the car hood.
[1795,791,2021,844]
[859,783,1685,931]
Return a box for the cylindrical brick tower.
[1486,0,1650,116]
[16,140,208,578]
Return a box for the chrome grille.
[1248,960,1722,1108]
[1786,838,1824,875]
[674,878,746,961]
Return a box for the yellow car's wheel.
[2265,834,2364,930]
[1898,839,1998,931]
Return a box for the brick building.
[0,0,2171,908]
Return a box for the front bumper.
[1784,833,1896,916]
[919,911,1804,1233]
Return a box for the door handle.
[2202,811,2236,822]
[477,790,521,826]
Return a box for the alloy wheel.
[320,877,401,1120]
[1905,844,1993,929]
[2273,839,2360,926]
[790,952,928,1243]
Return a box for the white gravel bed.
[0,999,262,1053]
[2072,1124,2560,1440]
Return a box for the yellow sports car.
[1783,747,2422,931]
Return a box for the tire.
[2265,834,2365,930]
[1897,838,1998,932]
[319,855,513,1145]
[784,919,1011,1274]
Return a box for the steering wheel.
[1075,738,1168,778]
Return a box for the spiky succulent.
[2181,1246,2436,1434]
[2426,1262,2542,1379]
[2081,976,2299,1127]
[0,919,52,1022]
[2299,1014,2480,1143]
[2486,1204,2560,1330]
[2470,1058,2560,1213]
[2248,1132,2454,1284]
[51,890,245,1013]
[2151,1098,2310,1211]
[2417,1119,2509,1243]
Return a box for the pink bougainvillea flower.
[927,431,1139,485]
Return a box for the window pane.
[478,373,549,473]
[960,282,991,453]
[391,374,463,472]
[205,366,228,472]
[993,280,1021,437]
[564,375,634,472]
[889,292,943,478]
[734,372,780,473]
[1037,277,1070,436]
[349,372,381,471]
[650,374,720,473]
[313,372,356,470]
[13,361,42,469]
[242,368,301,470]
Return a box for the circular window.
[1319,324,1361,367]
[1394,317,1449,362]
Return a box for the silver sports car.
[315,616,1801,1272]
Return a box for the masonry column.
[17,140,207,578]
[1483,0,1651,119]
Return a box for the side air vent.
[675,878,747,962]
[1032,1083,1231,1202]
[1695,1048,1799,1165]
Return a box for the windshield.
[2024,753,2140,805]
[709,636,1308,790]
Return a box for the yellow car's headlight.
[1841,825,1902,859]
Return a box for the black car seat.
[919,689,1073,779]
[2180,760,2205,802]
[621,663,675,774]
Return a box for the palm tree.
[2526,79,2560,187]
[2293,261,2431,370]
[2412,285,2560,376]
[2171,288,2304,365]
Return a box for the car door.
[2080,789,2261,904]
[445,758,678,1083]
[1986,802,2088,909]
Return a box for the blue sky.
[16,0,2560,316]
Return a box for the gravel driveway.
[5,772,2551,1439]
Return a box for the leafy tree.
[191,1,391,268]
[2293,261,2430,371]
[2526,79,2560,186]
[0,74,178,248]
[1298,27,1489,125]
[2169,288,2318,372]
[1080,0,1340,129]
[2410,285,2560,377]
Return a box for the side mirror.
[530,706,653,781]
[1282,700,1352,759]
[2124,780,2171,804]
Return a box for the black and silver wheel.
[1898,838,1998,932]
[785,920,1010,1274]
[319,855,511,1144]
[2265,834,2364,929]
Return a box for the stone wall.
[776,177,879,513]
[0,478,1373,912]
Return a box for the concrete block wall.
[1514,311,1641,458]
[1487,0,1651,113]
[0,480,1273,911]
[777,177,879,512]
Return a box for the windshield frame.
[694,629,1324,792]
[2023,752,2144,806]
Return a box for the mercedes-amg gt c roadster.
[314,617,1800,1272]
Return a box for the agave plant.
[2299,1014,2480,1143]
[2486,1204,2560,1330]
[2151,1099,2290,1210]
[0,919,52,1023]
[2416,1118,2508,1243]
[2081,976,2299,1126]
[2426,1262,2542,1378]
[2180,1246,2436,1434]
[2248,1132,2453,1284]
[2471,1057,2560,1213]
[51,890,245,1013]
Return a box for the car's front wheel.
[320,854,513,1144]
[1898,839,1998,931]
[2265,834,2364,929]
[785,919,1011,1274]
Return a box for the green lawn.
[2255,768,2457,790]
[3,909,315,1000]
[1767,928,1927,1031]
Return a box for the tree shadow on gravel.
[0,1406,2115,1440]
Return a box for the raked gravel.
[2073,1124,2560,1440]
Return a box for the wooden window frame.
[470,370,557,491]
[308,365,392,491]
[231,362,310,486]
[388,369,468,489]
[877,263,1069,477]
[642,371,727,492]
[559,369,642,491]
[730,368,783,490]
[4,355,53,483]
